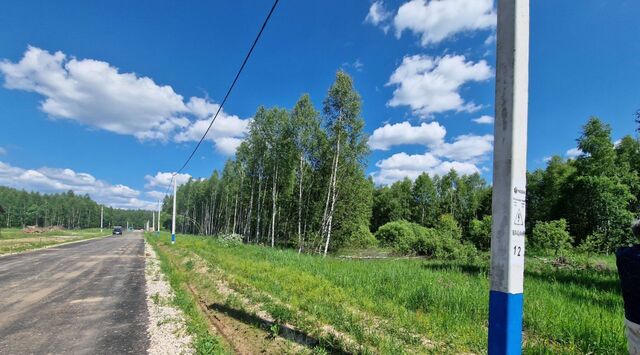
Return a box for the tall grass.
[148,233,625,354]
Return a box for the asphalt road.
[0,232,149,354]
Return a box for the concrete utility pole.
[488,0,529,354]
[157,200,161,236]
[171,177,177,245]
[100,206,103,233]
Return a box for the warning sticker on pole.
[510,184,526,267]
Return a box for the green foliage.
[374,220,416,254]
[150,233,626,354]
[531,219,573,255]
[468,216,492,251]
[341,224,377,249]
[0,186,152,229]
[436,214,462,240]
[218,233,243,247]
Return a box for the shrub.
[436,214,462,240]
[412,227,441,256]
[375,220,416,254]
[531,219,573,255]
[343,224,378,249]
[468,216,492,251]
[218,233,243,247]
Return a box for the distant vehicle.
[112,226,123,235]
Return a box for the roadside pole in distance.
[100,206,103,233]
[488,0,529,354]
[157,200,161,236]
[171,177,177,245]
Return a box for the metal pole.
[100,206,103,233]
[488,0,529,354]
[171,177,177,244]
[157,200,161,236]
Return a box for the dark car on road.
[112,226,123,235]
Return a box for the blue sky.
[0,0,638,209]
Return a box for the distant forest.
[162,71,640,254]
[0,187,153,229]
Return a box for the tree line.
[165,71,640,255]
[0,187,153,229]
[162,72,371,255]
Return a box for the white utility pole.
[100,206,103,233]
[171,177,177,244]
[157,200,161,235]
[152,212,155,232]
[488,0,529,354]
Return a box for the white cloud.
[0,46,250,153]
[145,190,168,200]
[473,115,494,124]
[566,147,583,159]
[174,111,249,156]
[394,0,496,46]
[0,161,156,210]
[387,54,493,118]
[371,152,480,185]
[369,121,446,150]
[144,171,192,189]
[365,1,392,32]
[484,33,497,46]
[431,134,493,162]
[368,123,493,185]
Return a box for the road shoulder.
[145,240,194,355]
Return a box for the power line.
[175,0,280,175]
[157,0,279,211]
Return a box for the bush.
[412,226,441,256]
[374,220,416,254]
[468,216,492,251]
[343,224,378,249]
[436,214,462,240]
[531,219,573,255]
[218,233,243,247]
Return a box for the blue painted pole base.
[171,233,175,244]
[488,290,523,355]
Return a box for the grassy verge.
[0,228,106,255]
[145,232,230,354]
[148,232,625,354]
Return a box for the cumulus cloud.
[0,46,249,154]
[144,172,192,189]
[431,134,493,162]
[369,121,446,150]
[0,161,156,210]
[371,152,480,185]
[387,54,493,118]
[566,147,583,159]
[145,190,168,200]
[394,0,496,46]
[365,1,392,32]
[173,109,250,155]
[473,115,494,124]
[369,121,493,184]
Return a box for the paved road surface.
[0,232,148,354]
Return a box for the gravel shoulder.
[145,241,194,355]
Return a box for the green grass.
[146,233,230,355]
[147,232,626,354]
[0,228,106,255]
